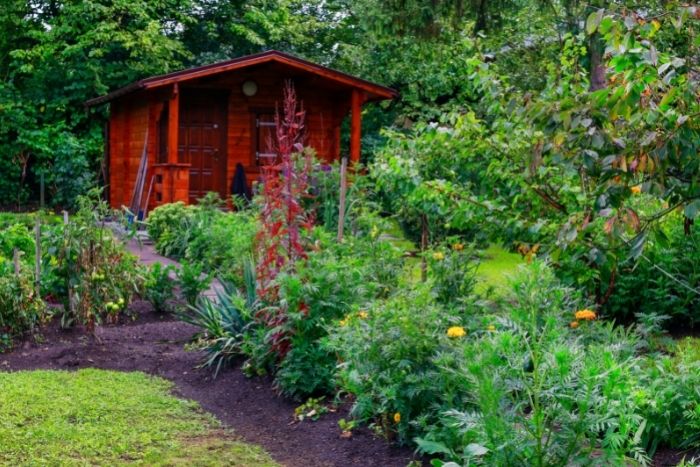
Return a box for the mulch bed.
[2,303,696,466]
[0,302,419,467]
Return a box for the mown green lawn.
[382,220,522,293]
[0,369,277,466]
[474,244,523,294]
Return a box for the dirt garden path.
[1,240,419,467]
[1,307,418,467]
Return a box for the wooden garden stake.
[337,156,348,242]
[35,216,41,296]
[40,172,45,208]
[63,211,73,314]
[13,248,20,277]
[421,214,428,282]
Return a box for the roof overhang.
[85,50,398,107]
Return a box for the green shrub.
[176,261,212,307]
[0,263,45,351]
[143,263,175,313]
[146,202,196,258]
[45,132,95,209]
[427,241,478,306]
[147,198,257,289]
[604,215,700,327]
[632,338,700,454]
[331,261,673,465]
[185,210,257,288]
[0,223,35,262]
[246,230,405,400]
[270,239,377,399]
[329,285,466,443]
[41,189,143,329]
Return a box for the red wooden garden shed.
[86,50,397,211]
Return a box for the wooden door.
[178,91,228,204]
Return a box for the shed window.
[255,112,277,165]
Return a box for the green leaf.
[586,9,605,35]
[415,438,453,456]
[628,231,648,261]
[465,443,489,457]
[685,199,700,220]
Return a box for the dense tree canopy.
[0,0,698,319]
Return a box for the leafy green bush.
[44,132,95,209]
[146,202,196,258]
[185,210,257,288]
[331,261,700,465]
[329,284,466,442]
[632,338,700,454]
[427,242,478,306]
[175,261,211,307]
[269,235,389,399]
[0,262,45,351]
[41,189,143,329]
[143,263,175,313]
[147,199,257,288]
[0,223,35,261]
[603,215,700,327]
[243,228,405,400]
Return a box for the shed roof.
[85,50,397,107]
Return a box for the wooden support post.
[350,89,363,165]
[13,248,20,277]
[35,216,41,296]
[63,211,73,314]
[168,83,179,164]
[40,172,45,208]
[337,156,348,242]
[421,214,428,282]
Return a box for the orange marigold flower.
[358,310,368,319]
[574,309,597,321]
[570,321,579,329]
[453,243,465,251]
[631,185,642,194]
[393,412,401,423]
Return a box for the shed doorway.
[178,90,228,203]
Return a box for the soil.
[3,304,695,466]
[1,302,420,467]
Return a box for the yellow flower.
[433,252,445,261]
[393,412,401,423]
[339,317,349,327]
[631,185,642,194]
[358,310,368,319]
[570,321,579,329]
[447,326,466,338]
[487,325,496,332]
[452,243,464,251]
[574,309,597,321]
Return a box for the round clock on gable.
[242,80,258,97]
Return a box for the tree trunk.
[588,33,606,91]
[474,0,488,33]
